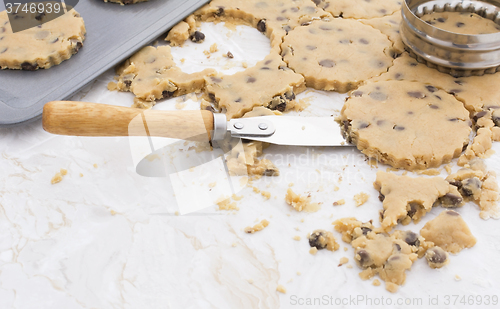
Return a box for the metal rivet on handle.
[258,123,268,130]
[233,122,244,130]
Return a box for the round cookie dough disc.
[420,12,500,35]
[340,80,472,170]
[0,9,86,70]
[314,0,402,19]
[281,19,393,93]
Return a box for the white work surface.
[1,22,499,309]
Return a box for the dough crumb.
[276,285,287,294]
[107,82,117,91]
[79,173,83,177]
[346,264,353,269]
[333,185,340,191]
[208,182,216,188]
[248,279,254,284]
[209,43,218,53]
[354,192,369,206]
[297,271,301,276]
[244,219,269,234]
[308,230,340,251]
[242,61,248,68]
[51,168,68,184]
[285,188,320,212]
[232,194,243,201]
[455,275,462,281]
[253,187,261,193]
[93,164,98,168]
[174,211,180,216]
[293,236,301,241]
[372,279,381,286]
[110,210,117,216]
[338,257,349,266]
[309,247,318,255]
[333,199,345,206]
[216,195,239,211]
[445,164,453,175]
[261,191,271,200]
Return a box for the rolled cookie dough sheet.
[205,52,306,119]
[0,7,85,70]
[193,0,331,50]
[375,171,463,231]
[281,19,394,92]
[340,80,472,170]
[312,0,402,19]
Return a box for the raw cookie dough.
[447,158,500,219]
[114,45,216,108]
[340,80,472,170]
[205,53,306,119]
[375,171,463,231]
[0,8,85,70]
[308,230,339,251]
[222,138,280,177]
[103,0,148,4]
[244,219,270,233]
[420,12,500,34]
[285,188,319,212]
[313,0,402,19]
[194,0,331,50]
[360,11,405,56]
[281,19,393,93]
[425,246,450,269]
[333,218,420,293]
[420,210,477,254]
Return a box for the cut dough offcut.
[205,53,306,119]
[308,230,339,251]
[114,46,216,108]
[313,0,403,19]
[420,210,477,254]
[194,0,331,50]
[340,80,472,170]
[281,19,393,93]
[420,12,500,35]
[0,8,86,70]
[374,171,464,231]
[333,218,420,293]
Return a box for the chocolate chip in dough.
[403,231,420,247]
[190,31,205,43]
[21,62,38,71]
[257,19,267,33]
[319,59,335,68]
[308,230,328,249]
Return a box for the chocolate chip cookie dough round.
[281,19,393,93]
[340,80,472,170]
[103,0,149,4]
[420,12,500,35]
[313,0,402,19]
[0,9,85,70]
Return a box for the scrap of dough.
[374,171,464,231]
[205,52,306,119]
[244,219,270,233]
[354,192,369,207]
[425,246,450,269]
[308,230,339,251]
[420,210,477,254]
[114,45,215,108]
[446,159,500,219]
[281,19,393,93]
[285,188,319,212]
[340,80,471,170]
[313,0,403,19]
[0,7,86,70]
[333,218,420,293]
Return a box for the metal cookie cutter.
[400,0,500,76]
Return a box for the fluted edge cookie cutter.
[400,0,500,77]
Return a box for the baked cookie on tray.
[340,80,472,170]
[0,8,85,70]
[281,19,394,92]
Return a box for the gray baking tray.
[0,0,209,126]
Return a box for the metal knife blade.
[220,115,350,147]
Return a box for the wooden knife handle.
[42,101,214,141]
